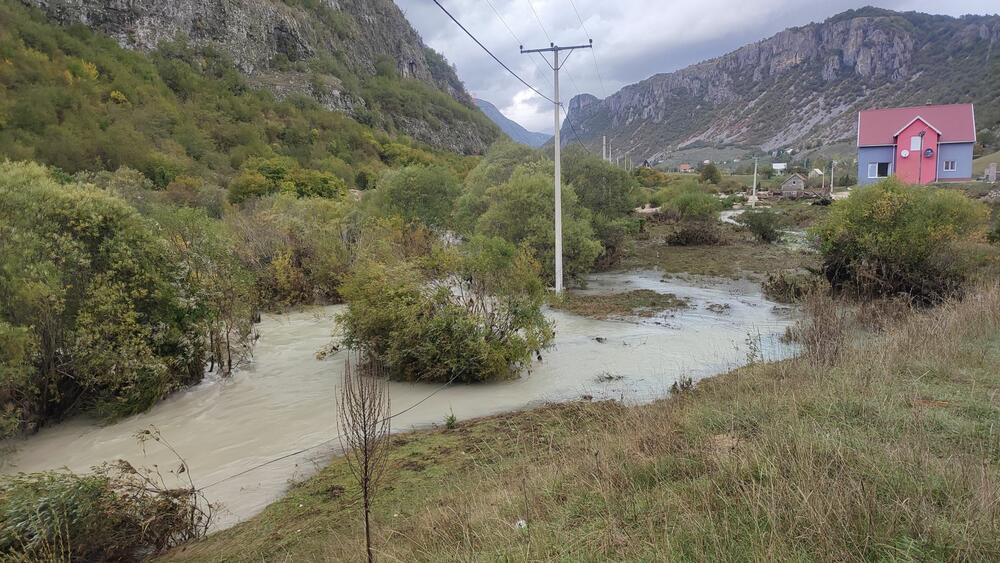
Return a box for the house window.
[943,160,957,172]
[868,162,890,179]
[910,136,923,151]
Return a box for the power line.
[566,0,609,99]
[429,0,555,105]
[482,0,553,90]
[199,368,465,491]
[524,0,553,43]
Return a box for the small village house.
[772,163,787,174]
[780,174,806,198]
[857,103,976,185]
[677,163,693,173]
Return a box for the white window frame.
[909,136,923,151]
[943,160,957,172]
[868,162,890,179]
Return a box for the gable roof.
[857,103,976,147]
[781,173,806,188]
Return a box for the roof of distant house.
[857,103,976,147]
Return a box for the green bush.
[813,178,990,302]
[738,209,784,243]
[338,234,553,383]
[663,191,725,221]
[367,164,460,228]
[228,157,346,203]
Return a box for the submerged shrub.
[763,269,826,303]
[666,221,722,246]
[338,235,553,383]
[813,178,989,303]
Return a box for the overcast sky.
[396,0,997,134]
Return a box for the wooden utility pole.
[521,40,592,293]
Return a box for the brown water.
[0,272,795,529]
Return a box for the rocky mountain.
[21,0,498,153]
[564,8,1000,161]
[475,98,550,148]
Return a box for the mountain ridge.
[564,7,1000,161]
[474,98,550,148]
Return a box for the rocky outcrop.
[564,8,1000,159]
[22,0,495,153]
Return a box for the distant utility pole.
[602,136,607,161]
[749,157,759,209]
[522,40,593,293]
[829,160,836,197]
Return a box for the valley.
[1,0,999,561]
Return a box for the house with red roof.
[856,103,976,185]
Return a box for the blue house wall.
[857,146,896,185]
[937,143,974,180]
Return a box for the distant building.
[772,163,788,173]
[809,168,825,178]
[857,103,976,185]
[780,174,807,198]
[677,163,693,173]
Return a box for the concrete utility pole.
[602,136,607,161]
[829,160,836,197]
[749,157,759,209]
[522,40,592,294]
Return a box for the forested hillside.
[0,1,492,189]
[18,0,500,154]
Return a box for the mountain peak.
[475,98,551,148]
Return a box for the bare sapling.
[338,354,391,563]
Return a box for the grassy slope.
[974,150,1000,176]
[165,284,1000,561]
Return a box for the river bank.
[0,272,796,530]
[164,284,1000,561]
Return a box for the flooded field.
[0,272,796,529]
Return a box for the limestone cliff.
[564,8,1000,160]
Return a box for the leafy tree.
[0,162,206,431]
[366,165,460,228]
[563,146,639,217]
[700,163,722,184]
[475,166,603,283]
[454,141,544,233]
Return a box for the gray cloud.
[398,0,997,133]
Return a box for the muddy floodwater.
[0,271,796,529]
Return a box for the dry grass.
[164,285,1000,562]
[623,221,821,280]
[549,289,688,320]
